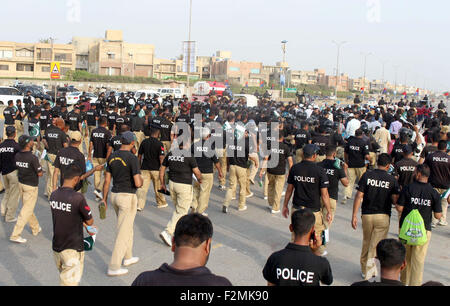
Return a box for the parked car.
[15,84,54,102]
[0,86,34,106]
[157,88,183,99]
[66,92,98,105]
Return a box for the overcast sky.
[1,0,448,92]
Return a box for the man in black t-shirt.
[132,214,232,286]
[3,100,16,138]
[294,121,312,163]
[137,125,167,211]
[343,128,370,204]
[260,133,293,214]
[88,117,112,200]
[43,118,69,199]
[191,127,223,215]
[159,138,202,247]
[50,165,96,286]
[395,164,442,286]
[263,209,333,286]
[424,141,450,227]
[0,126,21,222]
[351,239,406,286]
[10,135,43,244]
[102,131,143,277]
[283,144,332,256]
[394,144,418,189]
[352,153,400,280]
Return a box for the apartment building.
[0,41,75,78]
[211,60,268,86]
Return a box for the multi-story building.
[211,60,268,86]
[351,77,370,91]
[288,69,326,87]
[0,41,75,78]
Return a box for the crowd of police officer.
[0,88,449,285]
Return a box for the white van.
[0,86,33,106]
[157,88,183,99]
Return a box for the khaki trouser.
[192,173,214,214]
[360,214,390,278]
[10,183,40,240]
[15,120,23,142]
[248,153,259,182]
[267,173,285,211]
[46,153,57,197]
[1,171,20,222]
[134,131,145,152]
[82,125,91,155]
[217,148,227,186]
[345,167,367,199]
[295,148,303,164]
[291,207,325,245]
[316,155,326,163]
[224,165,248,209]
[401,231,432,286]
[432,188,448,225]
[109,192,137,271]
[162,141,171,155]
[369,152,377,167]
[92,157,106,191]
[165,180,193,235]
[263,173,269,197]
[137,170,167,210]
[53,249,85,286]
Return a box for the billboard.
[182,41,196,73]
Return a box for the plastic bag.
[86,160,93,172]
[399,209,428,246]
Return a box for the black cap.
[120,131,135,145]
[402,144,413,155]
[18,135,33,149]
[303,144,320,156]
[6,126,16,137]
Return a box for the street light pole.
[186,0,193,98]
[393,65,399,99]
[332,40,347,99]
[281,40,287,99]
[361,52,373,101]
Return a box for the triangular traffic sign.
[51,63,60,74]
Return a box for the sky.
[1,0,448,92]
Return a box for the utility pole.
[186,0,193,98]
[332,40,347,99]
[281,40,287,99]
[393,65,400,100]
[361,52,373,101]
[381,59,388,92]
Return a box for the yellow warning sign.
[50,62,61,79]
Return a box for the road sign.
[285,88,297,93]
[50,62,61,79]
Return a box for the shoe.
[321,251,328,256]
[231,197,236,200]
[341,197,347,205]
[123,257,139,267]
[281,191,286,196]
[5,218,17,223]
[159,230,172,247]
[431,223,437,228]
[222,206,228,214]
[94,189,103,199]
[137,208,143,212]
[218,185,226,191]
[250,179,255,185]
[238,206,248,212]
[361,273,366,279]
[201,212,208,217]
[438,220,448,226]
[107,268,129,277]
[246,192,254,198]
[10,236,27,244]
[264,196,268,200]
[271,209,280,214]
[0,189,5,194]
[33,227,42,236]
[157,204,168,208]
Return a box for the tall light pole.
[361,52,373,101]
[332,40,347,99]
[380,59,388,92]
[281,40,287,99]
[393,64,400,99]
[186,0,193,97]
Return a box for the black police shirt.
[357,169,400,216]
[420,145,438,160]
[39,109,52,130]
[110,134,123,151]
[85,109,98,126]
[0,139,21,175]
[318,159,346,201]
[44,125,68,155]
[206,119,225,150]
[3,107,16,125]
[175,113,191,136]
[312,134,331,156]
[90,126,112,159]
[14,151,42,187]
[263,243,333,286]
[67,111,82,131]
[106,150,141,194]
[394,158,418,188]
[191,140,219,174]
[397,181,442,231]
[227,136,250,169]
[294,129,311,150]
[287,161,329,212]
[139,137,165,171]
[107,112,118,130]
[266,141,292,176]
[54,147,86,191]
[162,151,198,185]
[345,137,369,168]
[391,142,417,163]
[50,187,92,253]
[132,263,232,286]
[425,151,450,189]
[159,117,173,142]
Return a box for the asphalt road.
[0,162,449,286]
